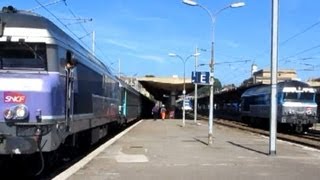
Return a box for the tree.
[197,78,222,96]
[145,75,155,77]
[214,78,222,91]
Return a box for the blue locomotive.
[241,80,318,133]
[196,80,318,133]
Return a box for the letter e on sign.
[200,74,206,83]
[4,92,26,103]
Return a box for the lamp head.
[182,0,198,6]
[230,2,245,8]
[193,52,201,56]
[168,53,177,57]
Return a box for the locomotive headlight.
[4,109,14,120]
[306,107,312,115]
[288,109,295,115]
[15,105,28,119]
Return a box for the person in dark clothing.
[152,104,159,121]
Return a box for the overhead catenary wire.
[196,52,253,85]
[34,0,92,52]
[203,59,251,86]
[279,19,320,46]
[252,18,320,66]
[214,59,250,65]
[208,14,320,85]
[62,1,116,67]
[279,44,320,62]
[260,43,320,71]
[28,0,66,12]
[196,20,320,85]
[62,0,91,35]
[218,66,251,85]
[34,0,116,70]
[194,53,252,85]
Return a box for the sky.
[2,0,320,86]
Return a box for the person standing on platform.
[160,104,167,120]
[169,105,175,119]
[152,104,159,121]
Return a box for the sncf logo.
[4,92,26,103]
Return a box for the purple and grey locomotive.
[0,6,120,155]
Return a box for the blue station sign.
[192,71,210,85]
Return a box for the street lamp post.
[169,52,200,127]
[194,47,198,124]
[183,0,245,145]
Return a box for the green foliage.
[197,78,222,96]
[145,75,155,77]
[214,78,222,90]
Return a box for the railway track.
[0,122,134,179]
[43,122,135,179]
[191,113,320,150]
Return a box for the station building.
[241,68,298,87]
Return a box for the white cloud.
[104,39,137,51]
[131,54,165,63]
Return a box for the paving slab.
[63,119,320,180]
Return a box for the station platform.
[56,119,320,180]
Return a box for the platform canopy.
[138,76,196,101]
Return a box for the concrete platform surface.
[64,119,320,180]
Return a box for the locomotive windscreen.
[283,92,315,102]
[0,42,47,70]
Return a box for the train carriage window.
[0,42,47,70]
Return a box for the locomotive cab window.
[283,92,314,102]
[283,92,298,102]
[300,92,315,102]
[0,42,47,70]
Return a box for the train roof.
[0,6,50,29]
[117,78,141,96]
[241,80,313,97]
